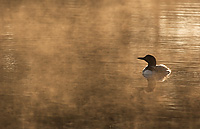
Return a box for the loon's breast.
[142,69,155,78]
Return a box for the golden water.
[0,0,200,129]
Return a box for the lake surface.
[0,0,200,129]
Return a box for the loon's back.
[154,64,171,74]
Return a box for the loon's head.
[138,55,156,66]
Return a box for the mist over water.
[0,0,200,129]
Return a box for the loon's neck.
[147,63,156,67]
[146,65,156,71]
[147,56,156,66]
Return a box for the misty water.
[0,0,200,129]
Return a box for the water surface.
[0,0,200,129]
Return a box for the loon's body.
[138,55,171,81]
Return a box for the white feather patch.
[143,70,154,78]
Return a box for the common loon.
[138,55,171,81]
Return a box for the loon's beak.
[138,57,145,60]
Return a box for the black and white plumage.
[138,55,171,81]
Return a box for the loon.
[138,55,171,81]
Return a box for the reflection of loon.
[138,55,171,82]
